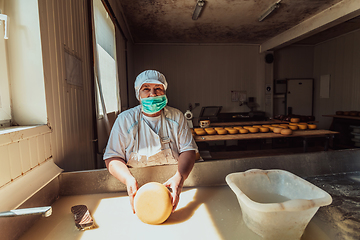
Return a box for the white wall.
[274,46,314,80]
[313,29,360,129]
[131,44,271,119]
[273,46,314,116]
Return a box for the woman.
[103,70,198,213]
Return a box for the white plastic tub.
[226,169,332,240]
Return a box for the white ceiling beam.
[260,0,360,53]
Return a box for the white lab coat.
[103,105,198,167]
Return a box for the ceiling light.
[192,0,205,20]
[259,0,281,22]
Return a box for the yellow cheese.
[281,129,293,135]
[239,128,249,134]
[194,129,206,135]
[134,182,173,225]
[298,124,308,130]
[259,127,269,133]
[290,118,300,123]
[205,129,217,135]
[248,127,259,133]
[273,127,282,134]
[227,129,239,134]
[289,125,298,130]
[308,124,317,130]
[216,129,228,135]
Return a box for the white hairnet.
[134,70,168,100]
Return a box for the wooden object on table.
[194,130,337,142]
[194,130,338,152]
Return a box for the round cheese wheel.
[262,125,271,128]
[214,127,224,130]
[228,129,239,134]
[205,129,217,135]
[281,129,293,135]
[134,182,173,225]
[243,126,252,129]
[280,125,289,129]
[216,129,228,135]
[239,128,249,134]
[234,126,243,130]
[289,125,298,130]
[298,124,308,130]
[248,127,259,133]
[308,124,317,130]
[194,129,206,135]
[252,125,262,128]
[273,127,282,134]
[225,127,234,131]
[260,127,269,133]
[290,118,300,123]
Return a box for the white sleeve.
[177,112,198,153]
[103,120,128,161]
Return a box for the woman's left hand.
[164,171,184,212]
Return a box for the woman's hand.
[105,158,139,213]
[164,150,196,212]
[125,176,139,214]
[164,172,184,212]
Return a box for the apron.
[127,111,178,168]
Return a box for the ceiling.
[114,0,360,48]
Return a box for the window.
[92,0,119,119]
[0,0,11,127]
[0,0,47,129]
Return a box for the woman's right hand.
[126,177,139,214]
[105,158,139,214]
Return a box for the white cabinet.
[286,79,313,116]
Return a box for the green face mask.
[141,95,168,114]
